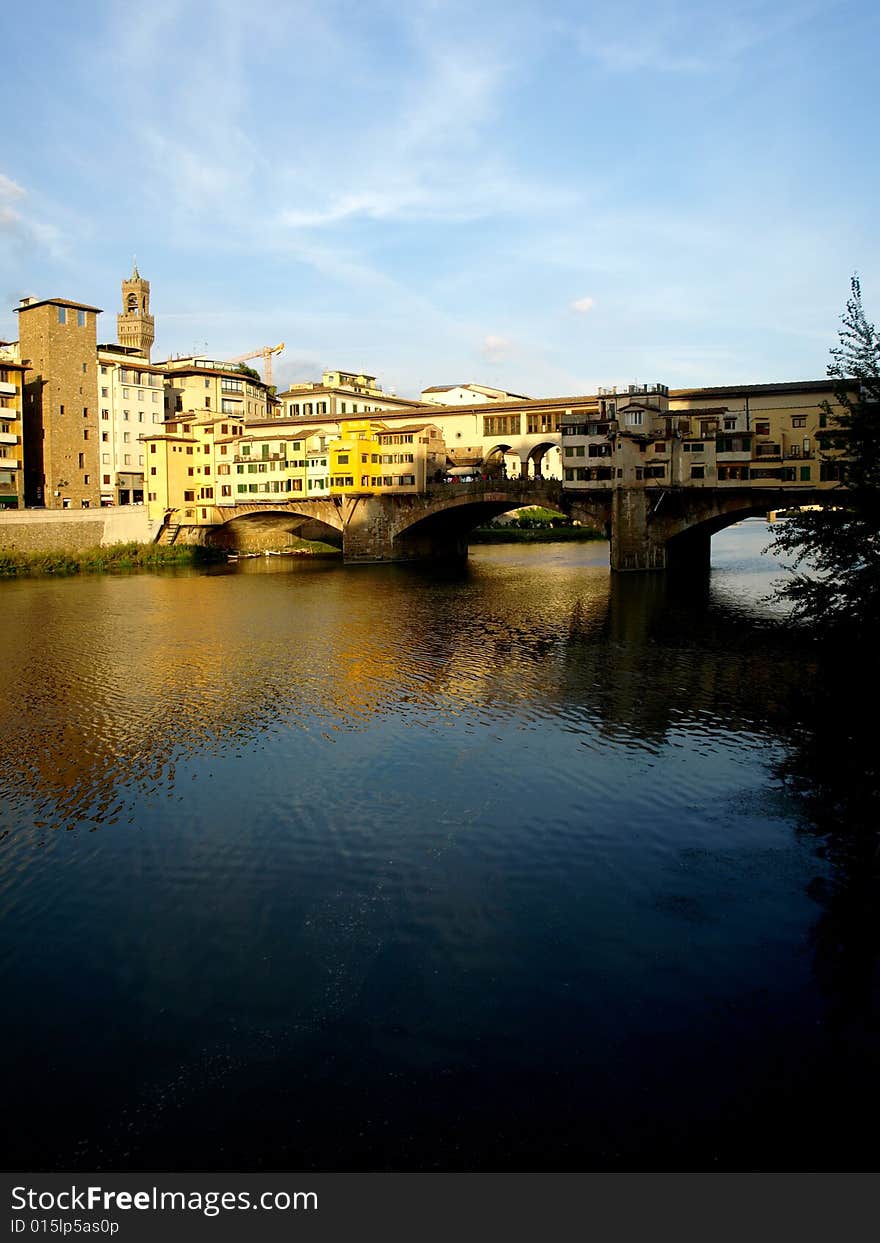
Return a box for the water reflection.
[1,523,868,1171]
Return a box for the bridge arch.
[380,484,568,560]
[203,502,344,551]
[619,486,830,571]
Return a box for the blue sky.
[1,0,877,397]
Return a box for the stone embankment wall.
[0,507,156,553]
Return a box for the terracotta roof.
[15,297,102,314]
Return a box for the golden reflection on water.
[0,532,799,840]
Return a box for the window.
[77,310,86,327]
[755,421,770,435]
[724,418,736,430]
[57,306,67,324]
[792,416,806,428]
[78,453,84,468]
[690,465,705,479]
[101,387,109,397]
[123,432,130,443]
[102,453,110,463]
[101,409,109,419]
[124,454,131,466]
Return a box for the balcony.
[0,457,20,470]
[0,431,18,446]
[0,381,16,397]
[754,443,782,460]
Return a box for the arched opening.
[207,509,343,553]
[482,443,515,481]
[524,441,560,481]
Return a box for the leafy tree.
[236,362,262,383]
[770,277,880,634]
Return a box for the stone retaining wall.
[0,507,155,553]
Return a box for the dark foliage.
[770,277,880,636]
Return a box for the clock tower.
[117,261,155,359]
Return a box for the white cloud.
[481,334,512,363]
[571,297,595,314]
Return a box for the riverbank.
[469,526,605,544]
[0,541,223,578]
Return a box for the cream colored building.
[420,383,531,405]
[97,344,165,504]
[277,369,422,420]
[560,380,848,493]
[162,357,272,422]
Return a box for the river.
[1,522,874,1170]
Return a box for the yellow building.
[328,419,382,494]
[0,356,27,508]
[143,414,331,523]
[144,412,248,524]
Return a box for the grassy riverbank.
[0,542,224,579]
[469,526,606,544]
[470,508,606,544]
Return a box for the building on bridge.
[144,413,448,524]
[560,380,848,495]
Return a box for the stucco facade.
[0,358,27,508]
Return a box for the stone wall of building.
[18,300,102,509]
[0,507,154,553]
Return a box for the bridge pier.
[610,489,669,571]
[341,494,468,563]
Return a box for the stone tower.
[117,262,155,360]
[16,297,102,509]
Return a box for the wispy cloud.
[0,172,64,258]
[566,0,827,74]
[571,297,595,314]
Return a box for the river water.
[0,523,873,1170]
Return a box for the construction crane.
[228,342,285,386]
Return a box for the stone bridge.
[164,480,831,570]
